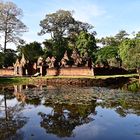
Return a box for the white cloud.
[73,4,106,23]
[5,0,107,50]
[52,0,106,23]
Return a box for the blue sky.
[8,0,140,48]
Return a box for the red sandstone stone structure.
[0,68,14,76]
[13,54,28,76]
[46,51,94,76]
[12,51,94,77]
[47,67,94,76]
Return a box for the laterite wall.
[47,67,94,76]
[0,68,14,76]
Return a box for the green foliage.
[52,38,68,61]
[96,30,140,68]
[0,52,4,67]
[99,37,119,46]
[98,30,129,47]
[135,31,140,39]
[0,77,30,84]
[115,30,129,41]
[18,41,43,62]
[3,49,17,67]
[119,38,140,68]
[43,38,68,61]
[96,45,119,66]
[39,10,75,38]
[0,49,17,67]
[39,10,94,61]
[39,10,93,38]
[76,31,97,58]
[127,82,140,92]
[43,39,53,58]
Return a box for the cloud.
[6,0,107,50]
[73,4,106,23]
[50,0,106,23]
[22,0,107,44]
[73,122,106,139]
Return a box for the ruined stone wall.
[59,67,94,76]
[0,68,14,76]
[47,68,58,76]
[47,67,94,76]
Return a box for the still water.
[0,84,140,140]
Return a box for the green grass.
[0,73,138,85]
[41,73,138,79]
[94,73,138,79]
[0,77,30,85]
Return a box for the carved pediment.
[20,54,26,66]
[37,56,43,66]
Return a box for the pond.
[0,84,140,140]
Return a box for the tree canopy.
[0,1,27,52]
[96,45,119,66]
[0,49,17,68]
[119,37,140,69]
[39,10,93,39]
[18,42,43,62]
[76,31,97,58]
[39,10,95,61]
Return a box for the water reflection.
[39,103,96,137]
[0,87,27,140]
[0,84,140,140]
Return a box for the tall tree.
[76,31,97,58]
[3,49,17,67]
[39,10,75,39]
[119,38,140,69]
[18,42,43,62]
[43,38,68,61]
[0,1,27,52]
[99,36,119,46]
[135,31,140,39]
[115,30,129,41]
[96,45,119,67]
[0,49,17,68]
[39,10,93,39]
[42,39,53,58]
[39,10,93,60]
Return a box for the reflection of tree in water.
[98,94,140,117]
[0,87,27,140]
[39,102,96,138]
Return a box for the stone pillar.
[19,66,23,76]
[14,66,17,75]
[40,66,43,76]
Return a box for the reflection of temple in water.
[13,85,28,102]
[1,84,140,139]
[13,85,43,105]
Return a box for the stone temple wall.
[0,67,94,77]
[47,67,94,76]
[0,68,14,76]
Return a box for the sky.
[4,0,140,49]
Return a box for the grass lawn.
[40,73,138,79]
[0,77,31,84]
[0,73,138,85]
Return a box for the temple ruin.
[13,51,94,76]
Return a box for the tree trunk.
[4,31,7,53]
[4,93,8,121]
